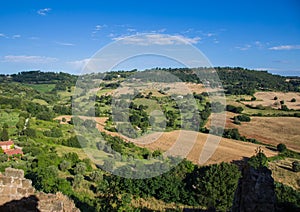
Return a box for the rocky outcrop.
[232,166,276,212]
[0,168,79,212]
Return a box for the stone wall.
[0,168,79,212]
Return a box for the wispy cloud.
[3,55,58,63]
[37,8,51,16]
[255,67,277,71]
[95,24,106,31]
[235,44,251,51]
[112,34,201,45]
[28,37,39,40]
[91,24,107,38]
[269,45,300,50]
[55,41,75,46]
[254,41,263,48]
[0,33,8,38]
[12,35,21,39]
[127,28,136,32]
[67,58,90,69]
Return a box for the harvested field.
[269,158,300,190]
[137,130,276,165]
[206,112,300,152]
[235,117,300,152]
[244,92,300,110]
[55,115,278,165]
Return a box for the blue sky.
[0,0,299,75]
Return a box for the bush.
[235,115,251,122]
[226,105,243,113]
[277,143,287,152]
[36,111,53,121]
[281,104,289,111]
[292,161,300,172]
[248,147,268,169]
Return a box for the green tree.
[277,143,287,152]
[63,152,80,166]
[0,154,8,162]
[102,159,115,171]
[73,174,84,189]
[291,98,296,102]
[90,170,103,183]
[74,162,87,175]
[191,162,241,211]
[292,161,300,172]
[16,117,25,135]
[248,147,268,169]
[24,128,36,138]
[59,160,71,172]
[36,165,59,193]
[1,127,9,141]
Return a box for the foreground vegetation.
[0,69,299,211]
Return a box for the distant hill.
[0,67,299,96]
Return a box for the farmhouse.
[0,140,23,156]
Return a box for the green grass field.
[32,99,49,105]
[25,84,55,93]
[134,98,162,113]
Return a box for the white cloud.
[91,24,107,37]
[254,41,263,48]
[55,41,75,46]
[255,67,277,71]
[112,34,201,45]
[12,35,21,39]
[3,55,58,63]
[206,33,215,37]
[127,28,136,32]
[235,44,251,51]
[37,8,51,16]
[269,45,300,50]
[29,37,39,40]
[95,25,106,31]
[0,33,8,38]
[67,58,90,69]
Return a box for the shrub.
[277,143,287,152]
[291,98,296,103]
[292,161,300,172]
[248,147,268,169]
[236,115,251,122]
[226,105,243,113]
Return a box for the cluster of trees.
[226,105,244,113]
[208,126,259,144]
[97,132,153,160]
[233,114,251,125]
[140,67,300,95]
[0,123,9,141]
[8,71,77,85]
[215,67,300,95]
[98,160,241,211]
